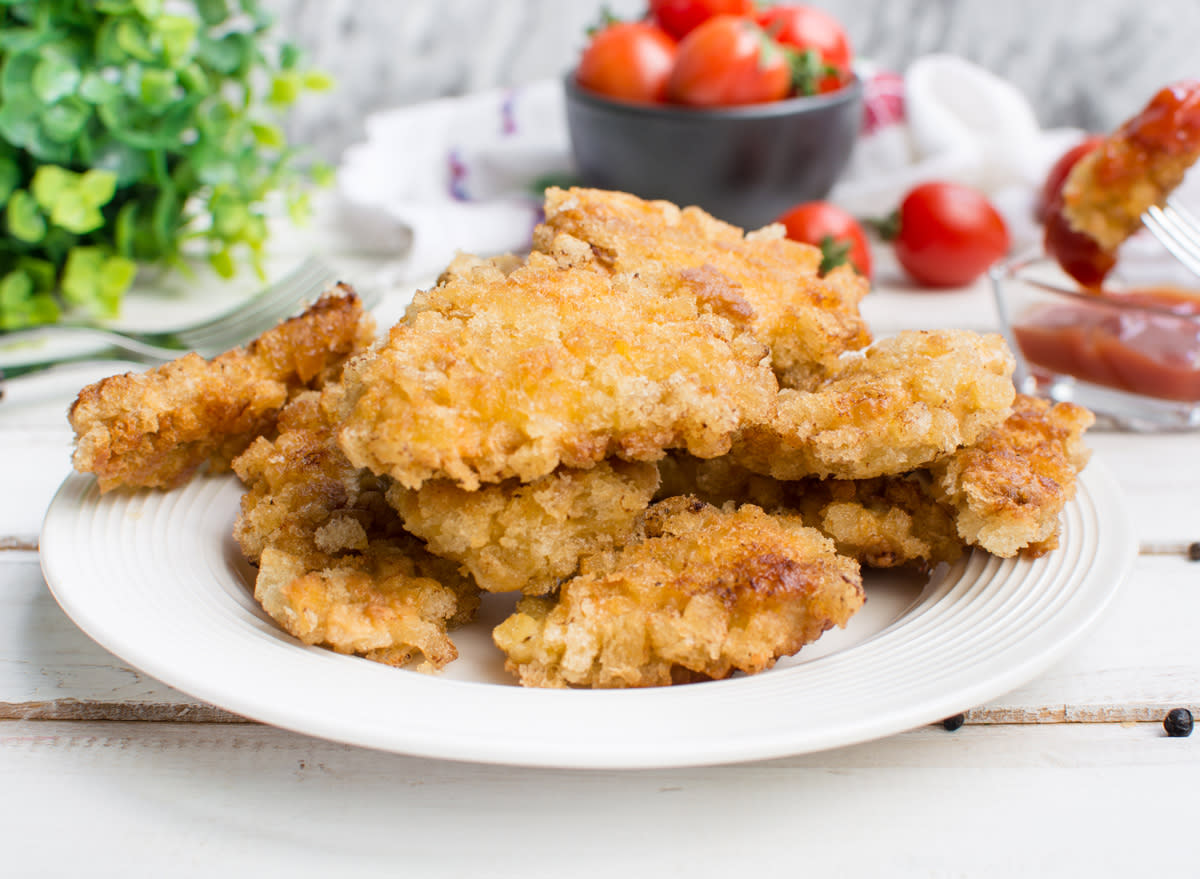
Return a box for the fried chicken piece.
[386,460,660,595]
[732,330,1016,481]
[70,285,376,492]
[233,391,480,671]
[655,452,962,570]
[656,450,789,511]
[1062,80,1200,251]
[533,186,871,388]
[332,251,777,490]
[255,542,477,671]
[493,496,864,688]
[931,394,1093,557]
[659,392,1089,566]
[788,475,965,570]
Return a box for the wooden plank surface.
[1,719,1196,876]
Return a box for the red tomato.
[1035,135,1103,222]
[576,22,677,104]
[777,201,872,279]
[667,16,792,107]
[650,0,757,41]
[891,182,1011,288]
[756,4,853,70]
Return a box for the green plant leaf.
[79,71,123,104]
[0,96,41,150]
[267,70,299,106]
[32,54,82,103]
[87,137,152,186]
[249,121,283,149]
[134,0,164,18]
[197,32,249,75]
[195,0,229,27]
[6,190,47,243]
[301,70,335,92]
[1,50,38,103]
[50,190,105,234]
[79,169,118,208]
[40,97,91,143]
[60,246,105,308]
[139,67,178,110]
[155,15,197,67]
[30,165,72,211]
[0,157,20,207]
[116,19,155,63]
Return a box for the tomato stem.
[816,234,853,275]
[865,210,902,242]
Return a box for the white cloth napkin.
[334,54,1191,281]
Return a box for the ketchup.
[1013,286,1200,402]
[1043,80,1200,288]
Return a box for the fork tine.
[173,258,338,354]
[1142,205,1200,278]
[1163,197,1200,239]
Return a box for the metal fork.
[1141,198,1200,277]
[0,257,346,379]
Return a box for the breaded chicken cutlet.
[233,392,480,671]
[493,496,864,688]
[1062,80,1200,252]
[331,250,778,490]
[731,330,1016,481]
[70,286,375,492]
[386,460,660,595]
[533,186,871,388]
[930,394,1093,557]
[660,395,1092,569]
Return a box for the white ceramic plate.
[40,461,1134,769]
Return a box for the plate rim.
[39,459,1136,770]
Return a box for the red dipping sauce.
[1013,286,1200,402]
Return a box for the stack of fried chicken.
[68,188,1094,688]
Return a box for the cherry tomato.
[891,182,1011,288]
[777,201,872,279]
[576,22,677,105]
[756,4,853,71]
[650,0,757,41]
[1035,135,1103,223]
[667,16,792,107]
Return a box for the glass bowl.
[991,251,1200,431]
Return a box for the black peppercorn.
[1164,708,1193,737]
[942,713,965,731]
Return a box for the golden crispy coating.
[655,452,961,570]
[789,475,965,570]
[386,460,659,595]
[493,496,864,688]
[233,391,479,671]
[255,542,477,671]
[931,394,1093,558]
[732,330,1016,481]
[332,251,777,490]
[1062,81,1200,251]
[533,187,871,388]
[659,394,1089,567]
[69,286,375,492]
[655,450,789,511]
[232,391,393,563]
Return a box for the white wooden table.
[1,239,1197,876]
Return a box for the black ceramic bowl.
[564,73,864,229]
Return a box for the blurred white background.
[263,0,1200,162]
